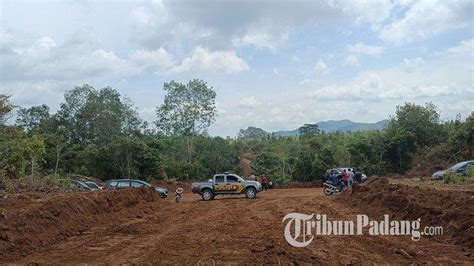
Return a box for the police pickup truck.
[192,173,262,201]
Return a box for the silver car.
[432,160,474,180]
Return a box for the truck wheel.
[201,189,214,201]
[245,187,257,199]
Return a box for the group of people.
[249,174,272,191]
[325,168,363,190]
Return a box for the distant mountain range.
[272,119,389,136]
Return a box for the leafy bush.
[443,171,459,184]
[444,166,474,184]
[466,165,474,180]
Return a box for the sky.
[0,0,473,137]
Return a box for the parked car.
[104,179,168,198]
[72,180,98,191]
[432,160,474,180]
[85,181,103,190]
[192,172,262,201]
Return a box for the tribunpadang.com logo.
[283,213,444,248]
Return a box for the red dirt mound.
[338,179,474,249]
[0,188,161,262]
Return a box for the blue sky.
[1,0,473,136]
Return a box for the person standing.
[341,170,349,188]
[260,174,268,191]
[348,169,355,188]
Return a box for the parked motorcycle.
[323,181,347,195]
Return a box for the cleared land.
[0,179,472,264]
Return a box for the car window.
[108,181,118,187]
[226,175,239,182]
[86,182,99,189]
[450,162,467,171]
[215,175,225,183]
[131,181,147,188]
[117,181,130,188]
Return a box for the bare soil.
[0,180,472,264]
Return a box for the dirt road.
[1,185,472,264]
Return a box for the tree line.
[0,80,472,184]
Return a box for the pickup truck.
[192,173,262,201]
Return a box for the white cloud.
[306,73,385,100]
[0,30,248,86]
[308,39,474,101]
[239,96,260,108]
[329,0,395,27]
[129,0,401,52]
[344,54,359,66]
[232,18,290,49]
[314,59,329,75]
[0,32,136,83]
[443,38,474,55]
[171,47,248,74]
[344,42,384,67]
[347,42,384,56]
[380,0,473,44]
[129,48,175,73]
[402,57,424,72]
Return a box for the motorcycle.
[323,181,348,195]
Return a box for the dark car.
[104,179,168,198]
[72,180,98,191]
[432,160,474,180]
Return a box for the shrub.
[443,171,459,184]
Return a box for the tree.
[81,87,141,143]
[26,135,46,176]
[16,104,50,132]
[155,79,217,163]
[387,102,441,147]
[156,79,216,136]
[57,85,94,144]
[0,94,14,125]
[195,136,238,176]
[252,152,282,181]
[298,124,320,136]
[385,102,442,172]
[105,137,154,179]
[0,129,28,178]
[57,85,141,144]
[43,126,68,175]
[238,126,268,139]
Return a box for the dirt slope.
[239,152,256,178]
[339,178,474,249]
[0,185,472,263]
